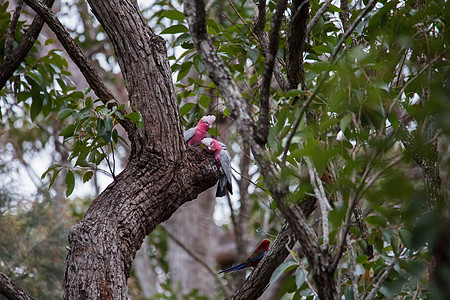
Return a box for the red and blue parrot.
[218,239,270,274]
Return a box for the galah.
[218,239,271,274]
[184,115,216,146]
[201,138,233,197]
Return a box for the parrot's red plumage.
[218,239,270,274]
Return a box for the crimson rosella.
[218,239,270,274]
[201,138,233,197]
[184,115,216,146]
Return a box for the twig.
[231,166,267,193]
[305,0,332,38]
[227,0,259,42]
[5,0,24,59]
[364,254,399,300]
[330,0,377,62]
[161,225,232,296]
[387,52,446,114]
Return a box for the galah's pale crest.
[201,138,233,197]
[184,115,216,146]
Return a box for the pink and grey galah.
[201,138,233,197]
[184,115,216,146]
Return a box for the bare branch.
[256,0,288,144]
[0,271,35,300]
[0,0,55,89]
[227,0,259,42]
[330,0,377,62]
[253,1,290,93]
[286,0,309,91]
[305,0,332,38]
[339,0,350,31]
[23,0,135,135]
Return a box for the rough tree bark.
[20,0,223,298]
[0,271,35,300]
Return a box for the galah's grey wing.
[183,127,196,142]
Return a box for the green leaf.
[295,268,306,289]
[83,171,94,183]
[199,94,210,108]
[162,10,185,21]
[177,61,192,81]
[124,111,141,122]
[30,84,43,121]
[65,170,75,197]
[270,261,298,284]
[356,254,369,264]
[285,89,305,98]
[180,103,195,116]
[366,215,387,227]
[160,24,189,34]
[60,124,76,138]
[86,97,93,109]
[340,114,352,132]
[57,108,73,120]
[112,128,118,144]
[398,228,412,248]
[49,168,61,189]
[41,164,61,179]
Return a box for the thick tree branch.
[252,0,290,93]
[23,0,135,138]
[256,0,288,145]
[0,0,54,89]
[286,0,309,91]
[0,271,35,300]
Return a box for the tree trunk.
[61,0,222,298]
[166,187,218,296]
[133,237,157,298]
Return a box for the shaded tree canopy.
[0,0,449,299]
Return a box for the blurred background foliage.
[0,0,449,299]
